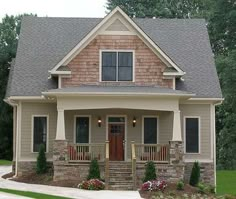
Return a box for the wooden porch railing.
[134,143,169,163]
[105,140,109,190]
[68,143,105,162]
[131,141,136,190]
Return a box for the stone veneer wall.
[184,162,214,185]
[17,161,53,176]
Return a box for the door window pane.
[144,117,157,144]
[185,118,199,153]
[33,117,47,152]
[76,117,89,143]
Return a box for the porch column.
[56,108,66,140]
[169,110,184,181]
[53,108,68,181]
[172,110,182,141]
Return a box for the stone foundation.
[184,162,214,185]
[17,161,53,176]
[54,163,105,181]
[136,163,185,186]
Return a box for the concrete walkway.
[0,166,142,199]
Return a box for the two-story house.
[4,7,223,190]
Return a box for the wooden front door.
[108,120,125,161]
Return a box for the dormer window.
[101,51,133,81]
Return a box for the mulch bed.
[2,172,14,179]
[8,172,80,188]
[139,182,217,199]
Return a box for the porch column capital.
[56,108,66,140]
[172,110,182,141]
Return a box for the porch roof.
[43,85,194,97]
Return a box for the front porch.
[53,107,184,189]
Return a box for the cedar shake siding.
[62,35,173,88]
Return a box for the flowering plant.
[141,179,167,192]
[78,179,105,190]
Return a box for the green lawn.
[217,170,236,196]
[0,160,12,165]
[0,188,72,199]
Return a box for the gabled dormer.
[49,7,185,90]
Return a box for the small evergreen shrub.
[176,180,184,190]
[208,185,215,194]
[87,159,100,180]
[197,182,207,194]
[143,161,157,182]
[189,161,200,186]
[36,144,47,174]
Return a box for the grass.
[217,170,236,196]
[0,160,12,166]
[0,188,72,199]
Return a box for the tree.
[208,0,236,55]
[87,159,101,180]
[36,144,47,174]
[189,161,200,186]
[143,161,157,182]
[215,51,236,169]
[0,14,33,160]
[106,0,213,19]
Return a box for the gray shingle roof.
[46,85,193,95]
[6,16,222,98]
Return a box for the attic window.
[101,51,133,81]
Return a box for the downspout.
[213,100,223,190]
[4,99,20,177]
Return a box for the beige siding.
[20,102,57,161]
[180,104,212,160]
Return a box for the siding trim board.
[31,115,49,153]
[183,116,201,155]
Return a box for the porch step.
[108,161,133,190]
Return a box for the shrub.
[197,182,207,194]
[176,180,184,190]
[143,161,157,182]
[141,179,167,192]
[208,185,215,194]
[87,159,100,180]
[78,179,105,190]
[189,161,200,186]
[36,144,47,174]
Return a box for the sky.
[0,0,107,19]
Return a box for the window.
[101,51,133,81]
[33,116,48,152]
[185,117,200,153]
[143,117,158,144]
[75,117,90,143]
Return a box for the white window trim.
[99,49,135,82]
[74,115,91,144]
[183,116,201,154]
[106,115,127,161]
[31,115,49,153]
[142,116,160,144]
